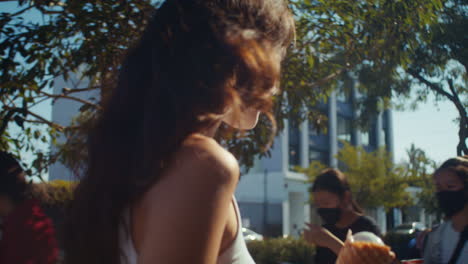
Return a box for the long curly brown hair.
[63,1,294,263]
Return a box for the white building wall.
[288,192,306,237]
[282,200,290,236]
[235,171,285,204]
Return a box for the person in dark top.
[0,151,58,264]
[423,155,468,264]
[303,168,382,264]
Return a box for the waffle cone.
[336,240,394,264]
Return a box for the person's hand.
[303,223,343,252]
[336,230,398,264]
[336,240,397,264]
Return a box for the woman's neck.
[200,120,222,138]
[451,203,468,232]
[336,209,361,229]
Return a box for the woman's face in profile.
[221,48,282,130]
[222,86,279,130]
[222,107,261,130]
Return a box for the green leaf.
[34,130,41,139]
[14,115,24,129]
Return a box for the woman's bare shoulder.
[136,134,240,262]
[169,133,239,184]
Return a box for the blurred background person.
[304,168,382,264]
[0,151,58,264]
[423,155,468,264]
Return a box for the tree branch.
[2,106,64,131]
[407,69,455,101]
[447,78,461,103]
[29,96,52,108]
[309,68,345,89]
[62,86,100,95]
[447,79,468,155]
[34,5,64,15]
[410,73,468,155]
[23,111,64,131]
[39,91,102,110]
[6,5,34,17]
[0,109,17,137]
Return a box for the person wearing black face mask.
[423,156,468,264]
[303,169,382,264]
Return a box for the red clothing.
[0,199,58,264]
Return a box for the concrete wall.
[287,192,307,237]
[260,131,287,173]
[236,170,286,236]
[237,201,283,236]
[283,173,310,237]
[236,171,286,203]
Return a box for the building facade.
[235,73,395,236]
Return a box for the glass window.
[308,122,319,137]
[288,123,301,169]
[337,116,352,142]
[359,129,370,146]
[308,149,328,165]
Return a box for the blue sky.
[393,95,460,165]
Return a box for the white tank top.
[119,196,255,264]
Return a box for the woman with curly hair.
[64,1,295,263]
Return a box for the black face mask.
[317,207,342,225]
[436,190,467,217]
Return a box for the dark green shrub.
[247,237,315,264]
[35,180,76,208]
[33,180,77,251]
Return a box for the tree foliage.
[0,0,157,177]
[396,0,468,155]
[282,0,444,124]
[299,142,413,210]
[0,0,452,177]
[400,144,441,216]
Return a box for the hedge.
[34,180,76,208]
[247,237,316,264]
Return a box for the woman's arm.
[304,223,344,255]
[137,140,239,264]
